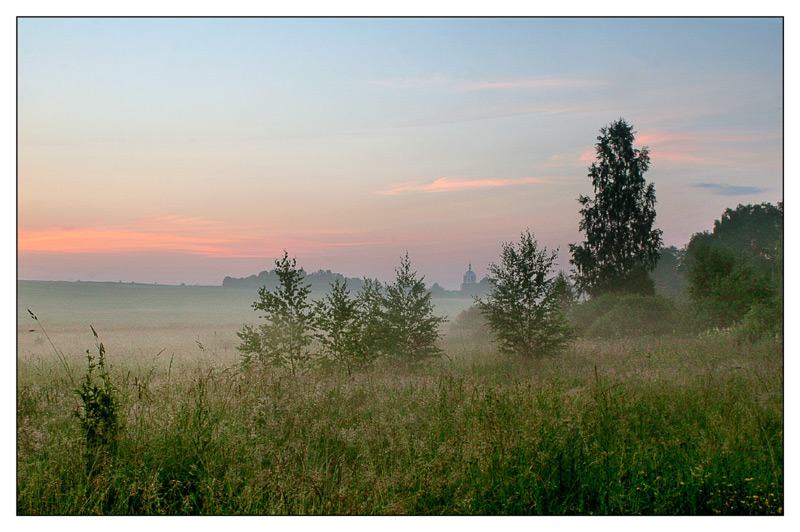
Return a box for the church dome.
[463,263,476,284]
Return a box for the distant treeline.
[223,269,366,293]
[224,259,675,299]
[222,269,490,298]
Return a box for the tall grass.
[17,327,782,515]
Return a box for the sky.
[16,16,783,288]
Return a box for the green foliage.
[569,293,678,338]
[478,230,573,358]
[313,279,364,376]
[708,202,783,272]
[155,376,221,514]
[237,251,315,375]
[74,326,119,467]
[731,301,783,343]
[684,203,782,333]
[569,118,663,297]
[380,253,446,363]
[18,333,783,515]
[352,277,385,366]
[686,243,774,328]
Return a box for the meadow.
[17,281,783,515]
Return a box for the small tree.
[353,277,385,366]
[570,118,663,297]
[313,279,362,376]
[237,251,315,375]
[478,230,573,358]
[381,253,446,364]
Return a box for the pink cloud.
[377,176,552,195]
[18,216,387,258]
[637,128,780,168]
[637,129,780,146]
[543,149,596,169]
[544,127,780,171]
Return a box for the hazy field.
[17,280,474,365]
[17,280,782,515]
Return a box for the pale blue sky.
[17,17,783,287]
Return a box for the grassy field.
[16,281,783,515]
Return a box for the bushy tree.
[478,230,573,358]
[697,202,783,273]
[686,242,773,328]
[237,251,315,375]
[381,253,446,364]
[684,204,782,332]
[568,293,678,338]
[570,118,663,297]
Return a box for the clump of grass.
[74,326,120,471]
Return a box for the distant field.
[18,280,473,327]
[17,281,475,366]
[18,281,259,328]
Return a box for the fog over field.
[17,280,474,370]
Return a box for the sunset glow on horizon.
[17,17,783,288]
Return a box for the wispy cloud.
[636,128,782,168]
[377,176,552,195]
[462,78,608,91]
[18,216,386,257]
[693,183,770,197]
[368,75,606,92]
[543,149,598,169]
[545,127,782,171]
[367,75,451,89]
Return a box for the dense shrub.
[569,293,678,338]
[685,243,775,329]
[449,305,491,343]
[731,301,783,343]
[683,202,782,334]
